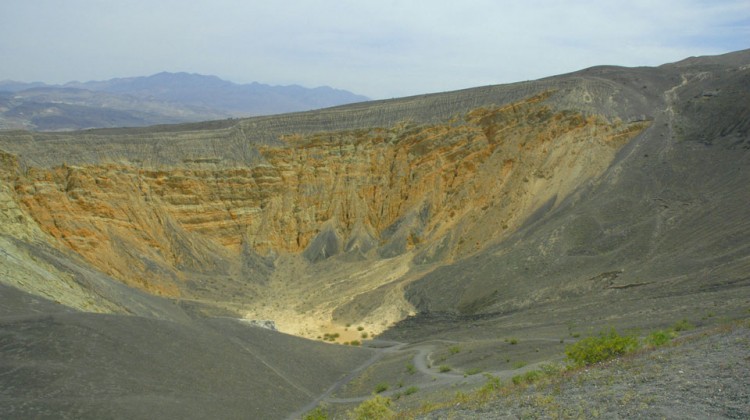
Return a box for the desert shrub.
[646,329,677,347]
[510,370,543,386]
[405,363,416,374]
[303,406,329,420]
[509,338,518,345]
[465,367,482,375]
[481,374,501,392]
[673,319,693,331]
[357,326,365,331]
[351,396,393,420]
[350,340,361,346]
[404,386,419,396]
[565,328,639,367]
[448,345,461,354]
[474,374,502,402]
[374,382,389,393]
[439,365,451,372]
[361,332,369,339]
[539,363,563,376]
[523,370,542,383]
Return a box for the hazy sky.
[1,1,748,99]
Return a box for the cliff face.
[5,92,646,308]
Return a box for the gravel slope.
[418,322,749,419]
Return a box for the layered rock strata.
[0,92,647,335]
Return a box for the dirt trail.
[287,340,405,419]
[295,323,739,417]
[661,72,690,154]
[228,337,315,399]
[420,323,750,419]
[290,336,575,417]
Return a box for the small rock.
[241,319,277,331]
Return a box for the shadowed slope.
[394,49,750,339]
[0,284,372,419]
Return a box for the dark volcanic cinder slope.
[0,284,373,420]
[0,49,748,419]
[393,50,750,340]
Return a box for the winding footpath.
[286,337,570,419]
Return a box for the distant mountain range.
[0,72,369,131]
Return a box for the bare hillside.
[0,49,748,419]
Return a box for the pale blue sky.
[1,0,748,99]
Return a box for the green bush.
[374,382,389,393]
[511,370,543,386]
[481,374,501,393]
[646,329,677,347]
[405,363,416,374]
[303,406,328,420]
[475,374,502,400]
[439,365,452,373]
[448,345,461,354]
[539,363,563,376]
[351,396,393,420]
[565,328,639,367]
[673,319,693,332]
[404,386,419,396]
[523,370,542,383]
